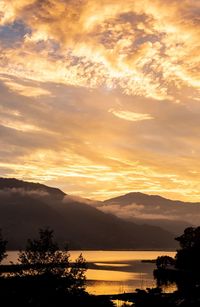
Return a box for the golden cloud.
[1,146,200,202]
[0,1,200,202]
[0,119,42,132]
[4,80,51,97]
[0,0,199,101]
[109,109,154,122]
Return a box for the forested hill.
[0,178,176,250]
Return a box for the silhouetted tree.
[156,256,175,269]
[69,253,87,293]
[0,229,7,263]
[137,227,200,307]
[0,229,116,306]
[175,226,200,272]
[18,228,70,276]
[18,228,87,292]
[176,227,200,249]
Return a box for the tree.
[0,229,117,306]
[0,229,7,263]
[18,228,87,292]
[18,228,69,276]
[175,226,200,250]
[69,253,87,293]
[156,256,175,269]
[175,226,200,272]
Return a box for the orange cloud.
[0,0,199,100]
[109,109,154,122]
[0,1,200,202]
[4,80,51,97]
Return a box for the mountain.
[104,192,200,208]
[0,178,176,250]
[100,192,200,235]
[0,178,65,199]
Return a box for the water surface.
[5,250,176,295]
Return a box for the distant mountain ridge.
[0,178,65,199]
[104,192,200,207]
[0,178,177,250]
[98,192,200,235]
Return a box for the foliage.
[154,226,200,273]
[175,226,200,272]
[175,226,200,250]
[0,229,7,263]
[156,256,175,269]
[134,287,177,307]
[69,253,87,292]
[18,228,69,276]
[153,226,200,307]
[18,228,87,292]
[0,228,116,306]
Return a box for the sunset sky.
[0,0,199,201]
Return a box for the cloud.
[4,80,51,97]
[99,203,180,221]
[0,187,50,198]
[98,201,200,224]
[0,119,42,132]
[0,78,200,201]
[0,1,199,202]
[109,109,154,122]
[0,0,199,100]
[63,195,99,206]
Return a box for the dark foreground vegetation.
[1,226,200,306]
[0,228,113,306]
[110,226,200,307]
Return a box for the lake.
[4,250,176,295]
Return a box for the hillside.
[0,178,176,250]
[100,192,200,235]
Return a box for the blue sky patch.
[0,20,31,47]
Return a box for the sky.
[0,0,199,201]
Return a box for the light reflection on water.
[4,250,176,295]
[87,279,156,295]
[112,299,133,307]
[70,250,176,262]
[94,262,130,267]
[87,268,146,281]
